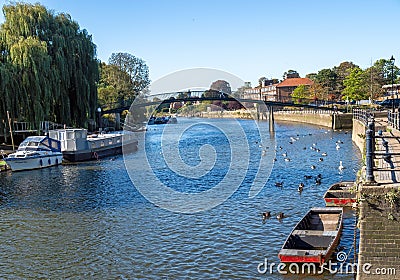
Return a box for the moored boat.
[4,136,63,171]
[48,128,138,162]
[278,207,343,265]
[323,181,356,207]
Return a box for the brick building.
[276,77,314,102]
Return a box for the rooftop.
[276,77,314,88]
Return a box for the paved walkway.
[373,118,400,183]
[357,116,400,280]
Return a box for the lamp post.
[390,55,395,112]
[97,107,102,132]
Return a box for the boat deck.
[308,213,341,231]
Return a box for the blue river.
[0,118,362,279]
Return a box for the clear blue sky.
[1,0,399,88]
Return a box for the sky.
[1,0,400,88]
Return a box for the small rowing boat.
[278,207,343,265]
[323,181,356,207]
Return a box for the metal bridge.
[101,90,336,115]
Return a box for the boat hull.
[5,154,63,172]
[278,207,343,265]
[62,140,138,162]
[323,181,356,207]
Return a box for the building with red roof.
[276,77,314,102]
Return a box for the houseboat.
[48,129,138,162]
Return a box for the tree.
[210,80,232,95]
[333,61,358,95]
[235,82,252,98]
[309,82,326,100]
[108,52,150,101]
[364,59,400,99]
[283,70,299,79]
[258,76,267,86]
[342,67,369,101]
[0,2,99,127]
[291,84,310,101]
[97,62,131,108]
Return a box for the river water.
[0,118,362,279]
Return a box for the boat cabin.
[48,129,89,152]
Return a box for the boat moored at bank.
[48,128,138,162]
[5,136,63,171]
[323,181,357,207]
[278,207,343,265]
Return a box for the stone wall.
[190,110,354,130]
[357,185,400,279]
[273,112,333,128]
[352,119,366,156]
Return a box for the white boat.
[5,136,63,171]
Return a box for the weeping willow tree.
[0,2,99,128]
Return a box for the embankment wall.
[196,110,353,130]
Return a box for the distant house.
[276,77,314,102]
[242,79,278,101]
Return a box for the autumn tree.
[0,2,99,127]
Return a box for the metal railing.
[353,109,374,125]
[364,116,400,184]
[274,108,334,114]
[388,111,400,130]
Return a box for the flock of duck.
[259,129,347,222]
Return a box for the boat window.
[27,142,39,147]
[76,132,81,138]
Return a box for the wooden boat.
[323,181,356,207]
[278,207,343,265]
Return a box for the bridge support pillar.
[268,105,275,132]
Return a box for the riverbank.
[179,109,353,129]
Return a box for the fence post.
[365,120,375,184]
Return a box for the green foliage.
[342,67,369,101]
[108,52,150,100]
[291,84,310,100]
[0,2,99,127]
